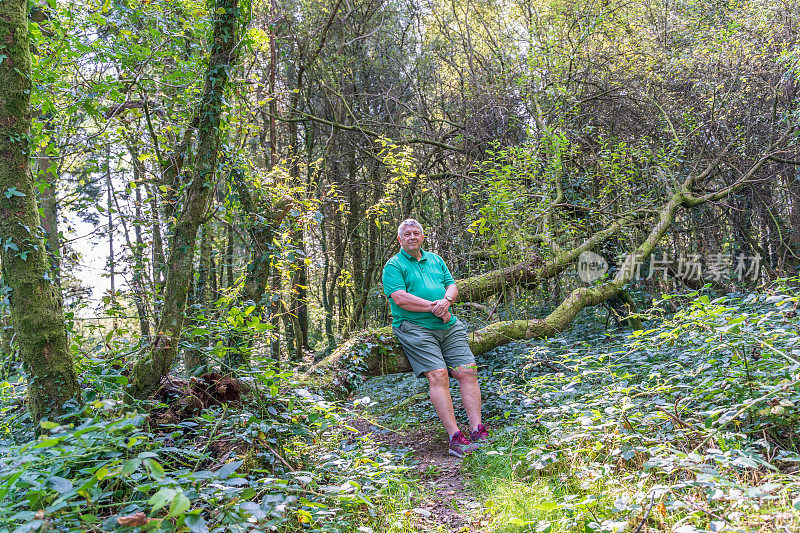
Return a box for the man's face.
[398,225,424,255]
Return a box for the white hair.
[397,218,424,237]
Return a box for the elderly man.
[382,218,488,457]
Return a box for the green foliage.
[0,367,415,532]
[466,144,551,262]
[465,280,800,532]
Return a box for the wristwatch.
[445,295,453,302]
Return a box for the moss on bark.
[0,0,78,423]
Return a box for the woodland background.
[1,0,800,531]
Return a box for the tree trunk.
[319,203,336,355]
[106,146,116,305]
[148,182,166,298]
[269,263,281,358]
[130,0,239,399]
[225,221,234,289]
[123,140,153,341]
[0,0,79,423]
[294,232,310,350]
[199,222,213,307]
[185,222,212,373]
[111,178,153,342]
[36,125,60,286]
[132,183,152,340]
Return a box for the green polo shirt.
[382,248,457,330]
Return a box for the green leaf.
[185,514,209,533]
[168,493,191,518]
[76,475,99,493]
[4,187,26,199]
[34,436,67,448]
[238,501,266,520]
[47,476,73,494]
[533,501,561,511]
[215,459,243,479]
[148,488,177,512]
[39,420,59,430]
[145,459,165,480]
[0,470,24,501]
[12,520,44,533]
[120,458,141,477]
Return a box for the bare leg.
[425,368,459,437]
[451,365,482,431]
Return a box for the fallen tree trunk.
[308,278,629,393]
[306,140,787,392]
[455,214,636,302]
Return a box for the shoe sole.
[449,448,464,458]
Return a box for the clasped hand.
[430,299,451,322]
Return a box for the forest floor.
[346,373,494,532]
[2,286,799,532]
[337,286,800,533]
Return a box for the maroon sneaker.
[470,424,490,445]
[449,430,478,457]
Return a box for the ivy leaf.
[47,476,73,494]
[184,514,209,533]
[215,459,243,479]
[238,501,265,520]
[4,187,26,199]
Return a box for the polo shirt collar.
[400,248,427,262]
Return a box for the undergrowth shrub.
[468,279,800,532]
[0,310,415,533]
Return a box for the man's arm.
[390,290,452,322]
[389,290,437,312]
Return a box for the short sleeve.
[382,260,406,297]
[440,256,455,287]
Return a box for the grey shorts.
[392,319,476,378]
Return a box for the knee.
[452,366,479,383]
[426,368,449,386]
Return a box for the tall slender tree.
[0,0,79,423]
[130,0,240,399]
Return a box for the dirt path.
[348,411,493,532]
